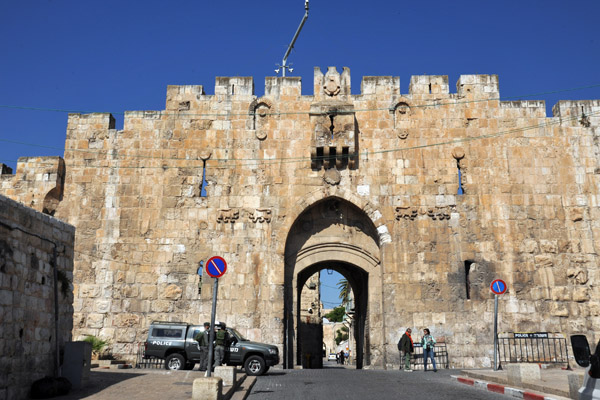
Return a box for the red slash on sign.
[490,279,507,295]
[206,256,227,278]
[210,259,222,274]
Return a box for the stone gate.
[1,66,599,368]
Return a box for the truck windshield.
[230,328,248,341]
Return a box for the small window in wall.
[201,161,208,197]
[457,161,465,195]
[464,261,473,299]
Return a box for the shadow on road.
[53,370,144,399]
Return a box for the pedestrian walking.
[338,350,345,365]
[397,328,414,371]
[213,322,230,367]
[194,322,211,371]
[421,328,437,372]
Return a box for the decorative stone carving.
[324,74,341,97]
[567,268,588,285]
[395,206,456,221]
[390,99,413,132]
[427,206,453,220]
[323,168,341,185]
[395,206,418,221]
[249,208,272,223]
[452,147,465,160]
[217,209,239,223]
[395,102,411,116]
[256,131,267,140]
[248,97,274,139]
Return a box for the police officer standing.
[214,322,230,367]
[195,322,211,371]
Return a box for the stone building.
[1,66,599,369]
[0,193,75,399]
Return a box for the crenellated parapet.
[0,156,65,215]
[552,100,600,127]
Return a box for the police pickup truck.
[143,321,279,376]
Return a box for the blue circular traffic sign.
[206,256,227,278]
[490,279,507,295]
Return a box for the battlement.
[63,68,597,130]
[163,67,502,101]
[67,113,115,133]
[0,157,65,214]
[552,100,600,127]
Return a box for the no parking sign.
[490,279,507,295]
[206,256,227,278]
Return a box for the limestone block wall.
[1,67,599,369]
[0,157,65,215]
[0,194,75,400]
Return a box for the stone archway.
[296,261,369,369]
[283,196,381,369]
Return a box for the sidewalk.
[55,367,254,400]
[454,367,585,400]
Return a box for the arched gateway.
[282,193,390,369]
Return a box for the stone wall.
[0,157,65,216]
[1,66,599,369]
[0,194,75,400]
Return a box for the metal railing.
[497,332,571,369]
[410,342,449,370]
[135,342,164,369]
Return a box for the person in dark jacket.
[194,322,211,371]
[397,328,414,371]
[214,322,230,367]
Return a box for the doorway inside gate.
[296,262,368,369]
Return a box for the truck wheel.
[165,354,185,370]
[244,355,266,376]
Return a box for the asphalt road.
[248,364,507,400]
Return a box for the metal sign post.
[205,256,227,377]
[493,294,499,371]
[490,279,507,371]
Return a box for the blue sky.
[1,1,599,304]
[320,270,344,310]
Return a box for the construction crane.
[275,0,309,77]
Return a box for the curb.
[451,375,563,400]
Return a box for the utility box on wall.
[62,341,92,390]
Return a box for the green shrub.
[82,335,107,356]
